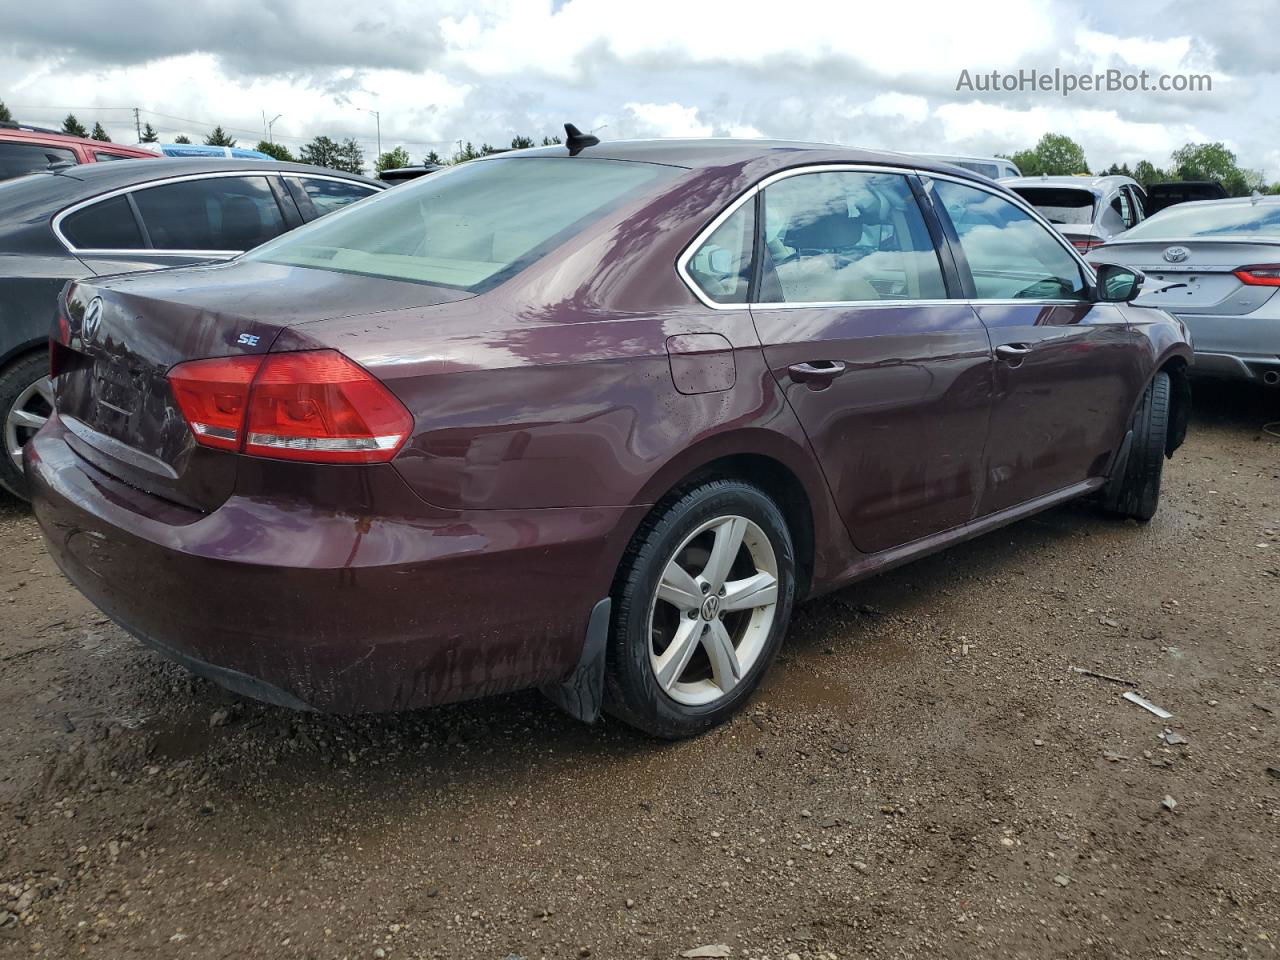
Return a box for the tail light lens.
[168,355,262,451]
[1071,238,1104,253]
[1233,265,1280,286]
[167,350,411,463]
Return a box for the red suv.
[0,124,156,181]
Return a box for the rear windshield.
[1011,187,1095,225]
[1122,202,1280,239]
[246,157,678,292]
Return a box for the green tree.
[255,140,294,162]
[300,135,341,168]
[1169,141,1264,196]
[90,122,111,142]
[335,138,365,174]
[424,150,443,165]
[479,142,502,156]
[140,123,159,143]
[204,126,237,147]
[61,114,88,138]
[0,101,12,124]
[375,145,411,173]
[1132,160,1166,188]
[541,134,562,146]
[452,141,480,163]
[1008,133,1089,176]
[173,134,192,144]
[510,135,535,149]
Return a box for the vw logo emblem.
[1162,246,1190,263]
[700,593,721,621]
[82,297,104,340]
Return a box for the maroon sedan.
[27,135,1192,738]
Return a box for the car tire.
[603,479,796,739]
[1104,371,1171,522]
[0,352,54,501]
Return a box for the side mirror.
[1094,263,1145,302]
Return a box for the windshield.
[246,157,677,291]
[1122,201,1280,239]
[1011,187,1096,225]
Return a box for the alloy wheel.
[647,514,779,706]
[5,376,53,470]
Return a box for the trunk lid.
[1090,239,1280,314]
[54,260,470,511]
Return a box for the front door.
[749,168,993,555]
[929,177,1143,515]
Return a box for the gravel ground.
[0,382,1276,960]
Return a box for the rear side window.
[0,142,77,180]
[686,203,754,304]
[294,177,378,217]
[1010,187,1095,226]
[94,152,132,162]
[131,176,287,251]
[1112,191,1136,228]
[758,170,946,304]
[60,195,145,250]
[934,180,1087,300]
[247,158,678,292]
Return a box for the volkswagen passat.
[28,134,1192,738]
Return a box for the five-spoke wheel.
[605,479,795,738]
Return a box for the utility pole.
[133,107,141,142]
[362,108,381,159]
[263,112,283,144]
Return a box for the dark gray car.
[0,158,383,497]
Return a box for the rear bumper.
[1173,310,1280,382]
[27,415,643,713]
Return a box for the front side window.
[686,203,754,304]
[758,170,946,304]
[131,176,286,251]
[295,177,378,217]
[0,142,77,180]
[935,180,1087,300]
[247,158,678,292]
[60,194,145,250]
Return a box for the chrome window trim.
[676,163,1096,312]
[51,170,374,257]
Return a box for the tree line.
[1005,132,1274,196]
[3,101,1272,193]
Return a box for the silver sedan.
[1089,195,1280,386]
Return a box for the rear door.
[929,176,1144,515]
[58,173,294,275]
[748,167,994,554]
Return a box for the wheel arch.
[1158,353,1191,456]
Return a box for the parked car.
[916,153,1021,180]
[0,158,383,497]
[378,164,444,185]
[1005,175,1148,253]
[0,123,156,181]
[151,143,276,160]
[1089,194,1280,386]
[1145,180,1228,216]
[27,137,1191,738]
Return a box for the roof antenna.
[564,122,599,155]
[1250,188,1263,204]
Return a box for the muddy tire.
[1104,371,1171,522]
[603,480,796,739]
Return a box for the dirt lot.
[0,382,1276,960]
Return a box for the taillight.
[1233,265,1280,286]
[1071,238,1103,253]
[167,350,411,464]
[168,355,262,451]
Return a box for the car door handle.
[995,343,1033,362]
[788,360,847,385]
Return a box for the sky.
[2,0,1277,177]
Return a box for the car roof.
[4,156,382,201]
[1003,174,1139,194]
[483,138,1005,184]
[1148,193,1279,211]
[0,127,155,156]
